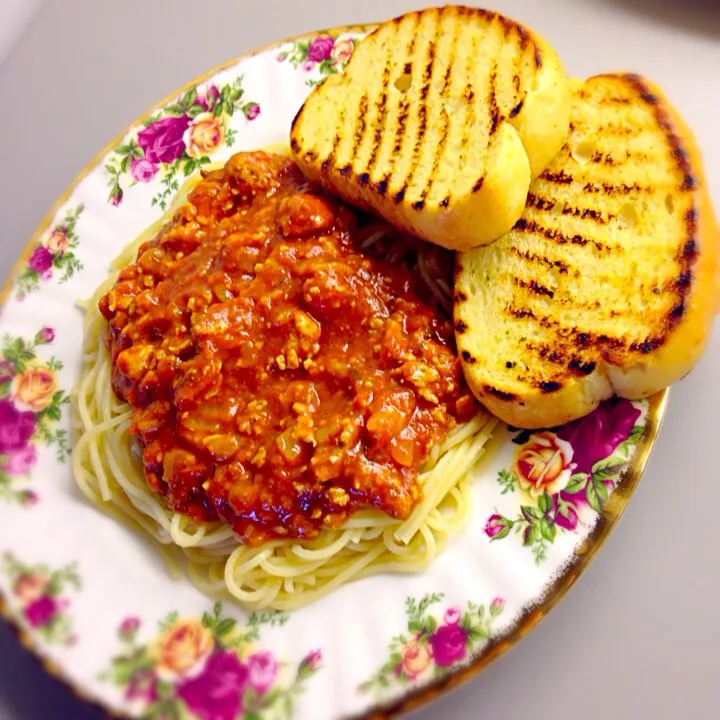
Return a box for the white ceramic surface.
[0,3,718,720]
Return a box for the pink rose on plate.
[554,497,579,531]
[557,398,642,475]
[24,595,58,628]
[308,36,334,62]
[0,399,36,453]
[428,623,468,667]
[119,616,141,639]
[332,37,355,63]
[0,360,15,384]
[196,85,220,111]
[484,513,509,540]
[19,490,38,507]
[302,60,315,72]
[45,231,68,254]
[130,158,158,183]
[299,649,322,674]
[126,668,158,707]
[178,651,249,720]
[247,651,278,695]
[109,187,123,206]
[489,597,505,616]
[38,326,55,343]
[444,607,461,625]
[244,104,261,121]
[137,115,190,164]
[3,444,38,475]
[28,247,53,274]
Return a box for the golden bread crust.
[289,5,571,251]
[455,73,720,428]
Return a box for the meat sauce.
[99,152,475,546]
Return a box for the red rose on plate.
[308,36,334,62]
[428,623,467,667]
[137,116,190,164]
[178,651,249,720]
[24,596,58,628]
[0,399,36,453]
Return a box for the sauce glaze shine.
[100,152,474,546]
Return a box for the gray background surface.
[1,1,718,718]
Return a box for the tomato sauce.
[99,152,475,546]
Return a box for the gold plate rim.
[0,21,670,720]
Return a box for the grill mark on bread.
[568,358,597,376]
[508,246,570,273]
[589,151,623,167]
[506,305,628,366]
[352,94,369,162]
[420,19,459,208]
[483,385,517,401]
[513,218,620,253]
[459,32,478,160]
[540,169,574,185]
[325,133,341,171]
[386,19,418,193]
[365,57,392,180]
[374,177,389,197]
[488,63,500,136]
[630,337,662,354]
[569,206,606,224]
[595,122,635,137]
[533,40,543,68]
[525,198,608,224]
[582,181,652,195]
[514,277,554,298]
[619,75,700,335]
[624,73,697,191]
[516,23,530,49]
[419,108,450,208]
[533,343,566,365]
[442,63,453,94]
[396,39,436,206]
[525,193,556,212]
[392,98,410,164]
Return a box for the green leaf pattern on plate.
[1,552,80,646]
[0,329,70,505]
[359,593,505,697]
[486,399,647,564]
[102,603,321,720]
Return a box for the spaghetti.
[72,152,498,610]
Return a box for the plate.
[0,25,666,720]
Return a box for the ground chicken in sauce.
[99,151,475,546]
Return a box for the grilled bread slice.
[455,73,720,429]
[289,6,571,251]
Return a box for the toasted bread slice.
[455,73,720,429]
[290,6,571,251]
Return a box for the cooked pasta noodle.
[71,163,498,611]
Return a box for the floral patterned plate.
[0,25,667,720]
